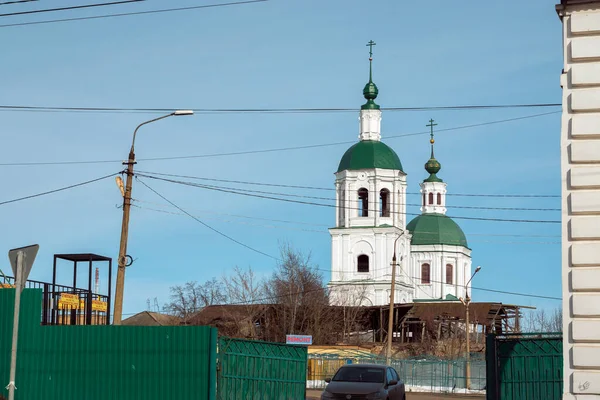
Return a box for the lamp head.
[475,266,482,273]
[172,110,194,116]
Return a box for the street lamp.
[112,110,194,325]
[460,265,481,390]
[386,232,403,365]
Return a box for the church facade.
[328,51,473,307]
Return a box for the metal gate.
[217,337,307,400]
[486,333,562,400]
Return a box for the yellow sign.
[59,293,80,309]
[92,300,107,312]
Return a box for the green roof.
[337,140,403,173]
[406,213,468,247]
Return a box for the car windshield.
[332,367,384,383]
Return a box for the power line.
[0,0,268,28]
[132,198,560,238]
[0,111,562,167]
[0,172,117,207]
[136,177,278,260]
[0,0,38,5]
[137,170,562,203]
[0,104,561,114]
[136,173,562,224]
[134,203,561,244]
[0,0,143,17]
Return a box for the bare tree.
[264,243,335,344]
[222,266,266,339]
[523,307,563,333]
[332,280,370,343]
[163,278,226,322]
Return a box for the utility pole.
[462,266,481,390]
[464,291,471,390]
[112,111,193,325]
[386,253,397,365]
[386,233,403,365]
[113,147,135,326]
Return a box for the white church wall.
[557,2,600,398]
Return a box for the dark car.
[320,364,406,400]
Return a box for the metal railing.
[1,275,109,325]
[307,354,486,393]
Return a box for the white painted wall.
[557,2,600,398]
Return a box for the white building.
[556,1,600,397]
[328,54,473,307]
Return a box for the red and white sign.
[285,335,312,345]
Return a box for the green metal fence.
[486,333,563,400]
[307,354,486,393]
[217,337,307,400]
[0,289,217,400]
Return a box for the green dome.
[337,140,403,173]
[406,213,468,247]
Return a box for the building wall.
[557,2,600,398]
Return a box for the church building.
[328,47,473,307]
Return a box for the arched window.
[437,193,442,205]
[380,189,390,217]
[357,255,369,273]
[421,263,431,284]
[446,264,453,284]
[358,188,369,217]
[428,192,434,205]
[422,193,426,207]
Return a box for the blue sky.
[0,0,563,316]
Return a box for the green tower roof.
[406,213,468,248]
[337,140,403,172]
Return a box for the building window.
[358,188,369,217]
[421,263,431,284]
[422,193,426,207]
[437,193,442,205]
[380,189,390,217]
[428,192,434,205]
[446,264,453,284]
[357,255,369,273]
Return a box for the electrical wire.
[0,0,268,28]
[134,203,560,244]
[0,172,118,207]
[129,182,562,304]
[0,0,143,17]
[0,111,561,167]
[137,170,562,204]
[136,176,278,260]
[135,173,562,224]
[0,104,561,114]
[132,198,560,237]
[0,0,37,5]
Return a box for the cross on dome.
[424,118,442,182]
[362,40,379,110]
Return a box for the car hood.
[325,381,383,394]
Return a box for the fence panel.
[218,337,307,400]
[486,333,562,400]
[307,354,486,393]
[0,289,217,400]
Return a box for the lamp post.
[462,265,481,390]
[386,232,403,365]
[112,110,193,325]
